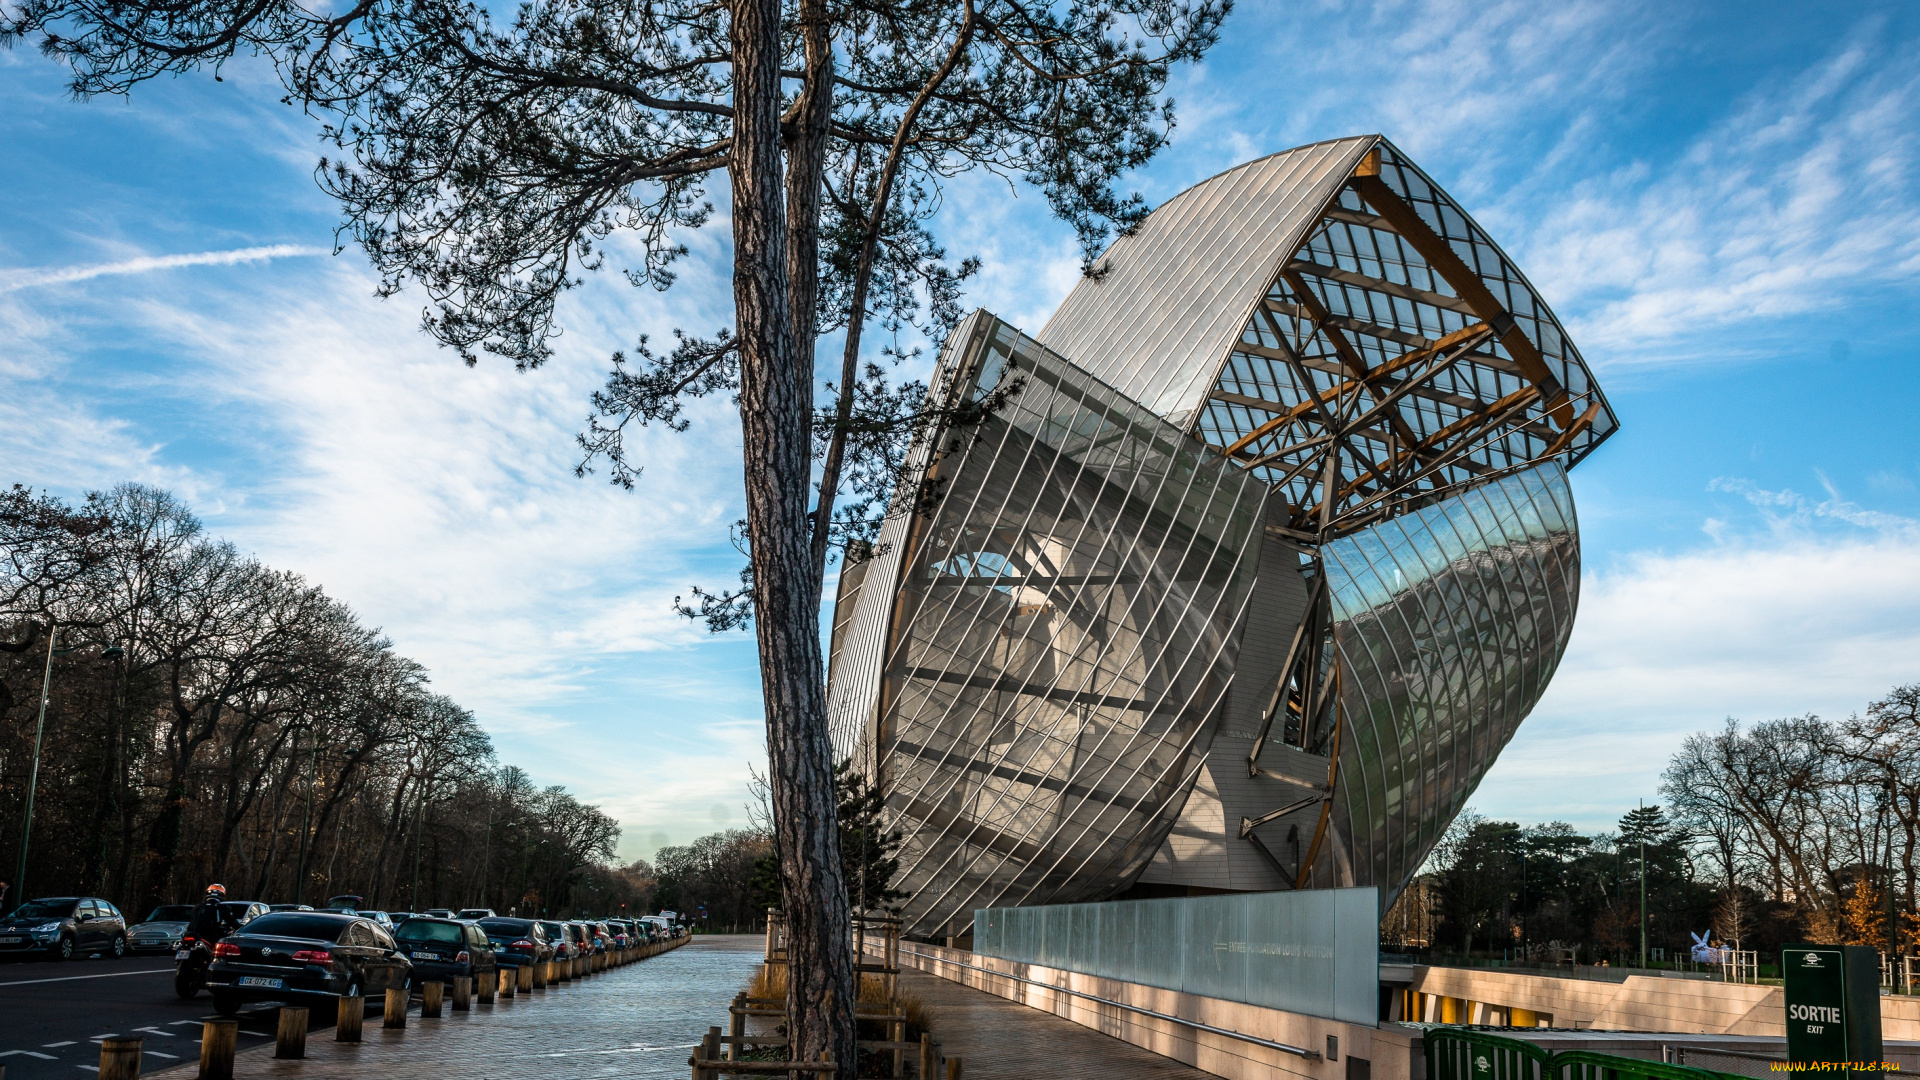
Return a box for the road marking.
[89,1034,119,1040]
[2,1051,58,1060]
[168,1020,200,1026]
[0,968,172,988]
[44,1041,77,1047]
[145,1051,180,1059]
[77,1066,99,1073]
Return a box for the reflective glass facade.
[827,136,1615,940]
[859,318,1271,940]
[1322,463,1580,893]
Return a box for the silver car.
[128,904,196,953]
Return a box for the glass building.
[826,135,1617,941]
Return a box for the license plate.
[0,936,21,944]
[237,976,283,988]
[176,949,191,959]
[410,950,439,960]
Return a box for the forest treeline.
[1390,684,1920,963]
[1,482,647,917]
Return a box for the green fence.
[1425,1029,1745,1080]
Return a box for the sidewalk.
[150,936,762,1080]
[900,968,1215,1080]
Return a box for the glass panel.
[974,887,1377,1024]
[877,316,1271,940]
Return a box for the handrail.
[897,944,1324,1060]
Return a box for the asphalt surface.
[0,950,303,1079]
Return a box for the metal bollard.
[276,1006,309,1059]
[200,1019,239,1080]
[336,993,364,1041]
[452,974,472,1011]
[98,1037,142,1080]
[421,979,444,1017]
[517,961,533,992]
[383,985,409,1028]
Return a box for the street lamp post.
[13,621,122,906]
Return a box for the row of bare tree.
[1,482,637,919]
[1661,685,1920,951]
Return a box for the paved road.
[0,953,292,1080]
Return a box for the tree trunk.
[728,0,856,1073]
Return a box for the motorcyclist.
[176,885,233,1000]
[186,884,234,945]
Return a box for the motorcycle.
[174,937,214,999]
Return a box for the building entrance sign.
[1783,944,1882,1066]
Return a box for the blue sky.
[4,0,1918,860]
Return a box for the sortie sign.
[1782,943,1882,1066]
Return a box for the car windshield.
[10,899,78,919]
[239,913,351,941]
[395,921,463,944]
[148,905,195,922]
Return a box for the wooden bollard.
[919,1033,933,1080]
[727,992,745,1062]
[276,1006,309,1059]
[336,994,364,1041]
[946,1057,962,1080]
[200,1019,239,1080]
[98,1037,142,1080]
[478,968,496,1004]
[500,967,516,998]
[451,974,472,1011]
[421,979,444,1017]
[532,958,547,988]
[383,985,408,1028]
[517,962,533,992]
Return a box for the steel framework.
[826,135,1617,939]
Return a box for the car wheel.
[211,991,241,1017]
[110,934,127,958]
[54,936,75,961]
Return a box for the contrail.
[0,244,331,293]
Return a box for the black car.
[476,917,554,970]
[0,897,129,960]
[204,911,411,1016]
[393,917,497,989]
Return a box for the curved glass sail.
[873,318,1270,940]
[1321,463,1580,908]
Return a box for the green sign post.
[1783,944,1883,1067]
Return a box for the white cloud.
[1470,520,1920,831]
[0,244,329,293]
[2,249,768,857]
[1522,29,1920,358]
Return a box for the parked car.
[393,917,496,989]
[267,904,314,913]
[325,894,365,911]
[536,920,582,961]
[421,908,456,918]
[475,917,553,971]
[455,908,495,920]
[605,920,631,950]
[129,905,195,954]
[0,897,129,960]
[361,911,398,931]
[205,911,410,1016]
